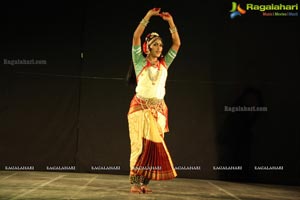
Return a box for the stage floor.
[0,171,299,200]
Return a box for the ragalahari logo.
[230,2,247,19]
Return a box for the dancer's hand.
[145,8,161,19]
[160,12,173,23]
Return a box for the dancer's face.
[149,39,163,58]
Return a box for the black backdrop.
[0,1,299,185]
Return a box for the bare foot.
[141,185,153,193]
[130,185,142,194]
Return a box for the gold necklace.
[147,66,162,85]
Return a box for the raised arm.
[160,12,181,52]
[132,8,161,46]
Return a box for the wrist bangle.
[140,18,149,27]
[169,26,177,34]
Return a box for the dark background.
[0,1,299,185]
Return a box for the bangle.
[169,26,177,34]
[140,18,149,27]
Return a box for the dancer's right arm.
[132,8,161,46]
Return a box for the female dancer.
[127,7,181,194]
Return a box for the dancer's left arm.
[160,12,181,52]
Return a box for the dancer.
[127,7,181,194]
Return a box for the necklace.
[147,66,162,85]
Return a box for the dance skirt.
[128,95,177,180]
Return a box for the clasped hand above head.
[146,7,173,22]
